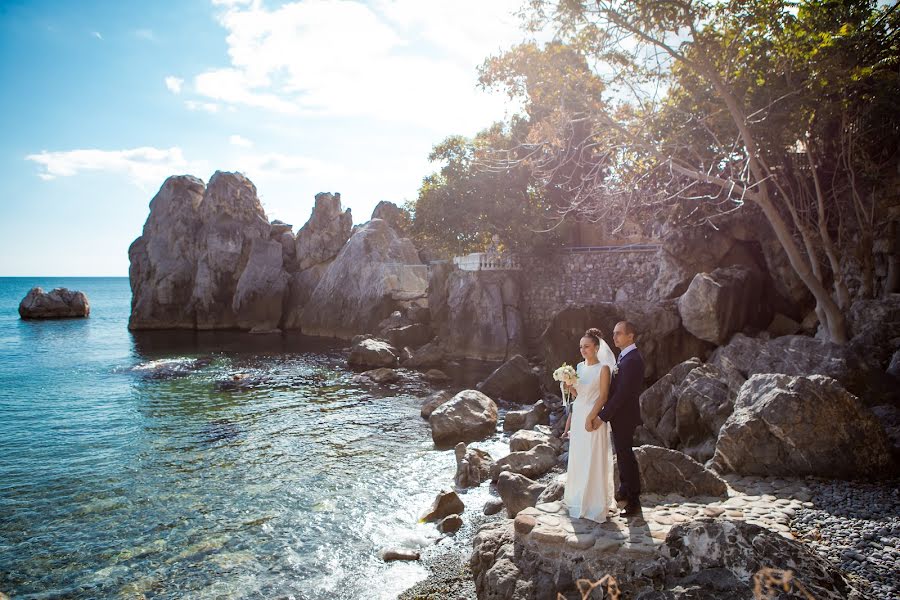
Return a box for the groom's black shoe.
[614,490,626,502]
[620,500,642,518]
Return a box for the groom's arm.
[598,358,641,422]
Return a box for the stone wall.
[519,249,660,342]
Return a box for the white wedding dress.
[564,354,617,523]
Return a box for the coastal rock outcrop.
[232,238,288,331]
[711,374,896,479]
[497,472,546,517]
[299,218,427,339]
[429,390,498,447]
[677,265,767,345]
[18,287,90,319]
[454,442,494,488]
[477,355,541,404]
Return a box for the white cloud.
[25,147,208,188]
[183,0,530,131]
[229,134,253,147]
[165,76,184,94]
[185,100,220,113]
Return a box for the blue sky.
[0,0,528,275]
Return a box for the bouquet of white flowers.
[552,363,578,411]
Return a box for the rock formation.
[18,287,90,319]
[477,355,542,404]
[429,390,498,447]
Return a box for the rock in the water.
[348,338,399,368]
[429,390,498,447]
[420,390,454,419]
[509,429,561,453]
[476,355,541,404]
[18,287,90,319]
[424,369,450,383]
[381,548,420,562]
[633,446,727,497]
[711,374,896,479]
[128,175,205,329]
[677,266,765,345]
[403,341,445,369]
[503,400,550,432]
[497,471,546,518]
[437,514,463,534]
[299,218,426,338]
[232,238,288,331]
[439,270,525,361]
[490,443,557,482]
[421,489,464,522]
[454,442,494,488]
[663,520,862,600]
[362,368,399,384]
[384,323,432,349]
[539,302,713,387]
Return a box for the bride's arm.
[587,365,611,423]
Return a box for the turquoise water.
[0,277,501,599]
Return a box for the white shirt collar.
[618,344,637,361]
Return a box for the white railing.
[452,252,521,271]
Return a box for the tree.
[492,0,900,343]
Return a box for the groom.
[596,321,645,517]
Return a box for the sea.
[0,277,505,599]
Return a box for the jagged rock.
[539,302,713,387]
[403,341,445,369]
[633,446,727,497]
[711,333,894,405]
[362,368,399,384]
[189,172,271,330]
[441,270,525,361]
[269,219,292,237]
[421,390,454,419]
[381,548,420,562]
[384,323,432,349]
[429,390,498,447]
[497,472,546,518]
[376,310,413,334]
[232,238,288,331]
[652,228,744,299]
[677,266,766,345]
[711,374,896,478]
[348,338,399,368]
[503,400,550,432]
[508,429,561,453]
[674,363,743,462]
[128,175,205,329]
[662,520,861,600]
[639,358,703,448]
[476,355,541,404]
[299,219,426,338]
[370,200,409,232]
[295,192,352,271]
[490,443,557,482]
[455,442,494,488]
[438,514,463,534]
[420,489,464,522]
[18,287,90,319]
[424,369,450,383]
[536,478,565,504]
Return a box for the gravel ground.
[790,478,900,600]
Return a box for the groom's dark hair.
[621,321,637,337]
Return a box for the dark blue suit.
[599,348,645,503]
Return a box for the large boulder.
[384,323,432,349]
[509,429,562,453]
[476,355,541,404]
[455,442,495,488]
[674,362,744,462]
[633,446,728,497]
[639,358,703,448]
[128,175,205,329]
[662,520,861,600]
[299,219,427,339]
[348,337,399,368]
[420,390,454,419]
[711,374,896,479]
[232,238,288,331]
[503,400,550,432]
[539,302,713,388]
[711,333,894,405]
[429,390,498,447]
[441,270,525,361]
[677,266,767,345]
[18,287,90,319]
[403,341,445,369]
[420,489,464,522]
[496,472,546,518]
[188,172,271,330]
[490,443,557,481]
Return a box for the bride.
[562,328,617,522]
